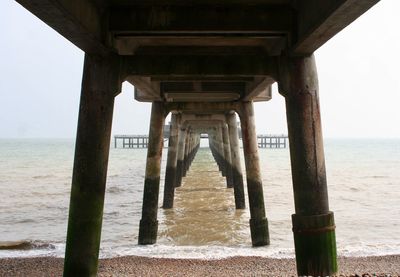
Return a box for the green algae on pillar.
[279,54,337,276]
[64,54,121,277]
[138,101,166,245]
[238,101,269,247]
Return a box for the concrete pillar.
[64,54,121,276]
[279,54,337,276]
[175,125,187,187]
[226,113,245,209]
[183,129,190,177]
[138,101,166,245]
[239,101,269,247]
[162,113,179,209]
[222,123,234,188]
[215,124,226,176]
[209,132,217,165]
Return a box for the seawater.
[0,138,399,259]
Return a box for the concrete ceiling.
[15,0,379,102]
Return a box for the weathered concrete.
[175,125,187,187]
[216,125,226,176]
[226,113,245,209]
[182,129,190,177]
[238,101,269,247]
[162,113,180,209]
[138,101,166,245]
[64,54,121,277]
[278,54,337,276]
[222,123,234,188]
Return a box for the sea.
[0,138,399,259]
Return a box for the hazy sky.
[0,1,399,138]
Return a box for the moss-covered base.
[138,219,158,245]
[250,217,270,246]
[292,212,337,276]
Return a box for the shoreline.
[0,255,399,276]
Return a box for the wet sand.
[0,255,399,276]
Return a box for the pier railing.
[257,134,288,148]
[114,134,288,149]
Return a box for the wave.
[1,241,399,260]
[32,175,56,180]
[0,240,55,251]
[107,186,124,194]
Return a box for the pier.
[114,133,288,149]
[14,1,380,276]
[114,135,149,148]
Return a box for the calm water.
[0,138,399,259]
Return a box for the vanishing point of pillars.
[63,54,336,277]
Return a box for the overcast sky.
[0,1,399,138]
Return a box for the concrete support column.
[239,101,269,247]
[209,132,218,165]
[216,125,226,176]
[64,54,121,276]
[183,129,190,177]
[226,113,245,209]
[187,131,193,172]
[138,101,166,245]
[222,123,234,188]
[162,113,180,209]
[279,54,337,276]
[175,125,187,187]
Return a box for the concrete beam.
[244,77,274,101]
[167,101,239,114]
[126,76,162,101]
[124,55,278,77]
[15,0,110,54]
[293,0,380,55]
[109,5,293,35]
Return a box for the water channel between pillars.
[159,148,249,246]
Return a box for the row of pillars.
[139,104,269,248]
[63,54,337,276]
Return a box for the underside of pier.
[15,0,379,276]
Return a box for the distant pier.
[114,133,288,149]
[114,135,149,148]
[257,135,287,148]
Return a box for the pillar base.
[292,212,337,276]
[138,219,158,245]
[250,217,270,246]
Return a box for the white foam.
[1,243,400,259]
